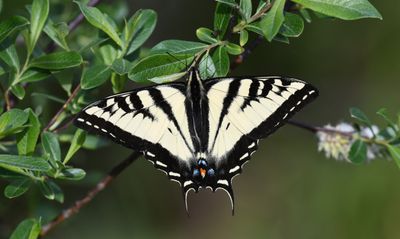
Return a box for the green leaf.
[18,68,50,84]
[81,64,112,90]
[256,0,269,13]
[111,73,127,93]
[28,0,49,55]
[299,8,312,23]
[245,22,264,35]
[39,180,63,202]
[260,0,286,41]
[64,129,86,164]
[0,42,20,70]
[11,84,25,100]
[95,43,121,66]
[225,42,244,55]
[212,46,229,77]
[30,51,83,70]
[0,109,29,138]
[128,53,193,83]
[239,29,249,46]
[44,21,70,51]
[75,1,123,47]
[240,0,253,20]
[16,109,41,156]
[348,139,367,164]
[0,154,50,172]
[273,34,290,44]
[0,16,29,44]
[387,145,400,169]
[196,27,218,44]
[146,72,187,84]
[41,131,61,162]
[151,40,207,55]
[123,9,157,55]
[215,0,237,8]
[31,92,65,104]
[56,168,86,181]
[214,2,232,39]
[4,178,31,198]
[10,218,41,239]
[111,58,131,75]
[280,13,304,37]
[292,0,382,20]
[377,108,396,127]
[350,107,372,126]
[199,54,216,79]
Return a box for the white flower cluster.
[316,123,380,162]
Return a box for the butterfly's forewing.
[74,83,196,184]
[205,76,318,189]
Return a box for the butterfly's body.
[74,67,318,213]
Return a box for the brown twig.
[43,84,81,132]
[40,151,141,237]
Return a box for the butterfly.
[74,66,318,214]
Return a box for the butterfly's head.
[192,159,215,183]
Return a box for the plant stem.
[40,152,141,237]
[43,84,81,132]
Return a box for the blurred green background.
[1,0,400,238]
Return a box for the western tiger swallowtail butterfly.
[74,67,318,214]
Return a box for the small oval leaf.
[81,64,112,90]
[212,46,229,77]
[214,2,233,39]
[196,27,218,44]
[75,1,123,47]
[29,0,49,54]
[0,16,29,44]
[350,107,372,126]
[0,154,50,172]
[259,0,286,41]
[348,139,367,164]
[10,218,41,239]
[225,42,244,55]
[30,51,82,70]
[151,40,207,55]
[124,9,157,55]
[56,168,86,181]
[129,54,193,83]
[4,178,31,198]
[292,0,382,20]
[280,13,304,37]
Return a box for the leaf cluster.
[347,108,400,165]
